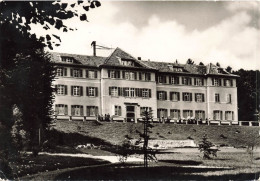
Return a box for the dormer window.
[121,60,134,66]
[217,69,222,73]
[61,56,74,63]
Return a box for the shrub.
[198,134,218,159]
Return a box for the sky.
[32,1,260,70]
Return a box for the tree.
[226,66,232,73]
[216,62,221,67]
[232,69,260,121]
[186,58,194,65]
[199,62,204,66]
[198,134,218,159]
[0,1,101,158]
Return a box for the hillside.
[54,121,260,147]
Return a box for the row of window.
[157,75,233,87]
[108,70,151,81]
[55,85,98,97]
[55,104,234,121]
[109,87,152,98]
[56,67,98,79]
[55,104,98,116]
[158,109,234,120]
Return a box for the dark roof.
[104,47,153,69]
[50,52,106,67]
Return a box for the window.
[215,93,220,103]
[71,86,83,96]
[169,76,179,85]
[157,109,168,118]
[108,70,120,79]
[140,107,152,117]
[115,105,122,116]
[225,111,234,120]
[213,110,222,120]
[129,72,136,80]
[195,110,205,120]
[61,57,73,63]
[86,70,97,79]
[110,87,118,97]
[86,106,98,116]
[71,69,83,78]
[157,91,167,100]
[71,105,83,116]
[170,92,180,101]
[158,75,167,83]
[124,88,130,97]
[55,104,68,115]
[170,109,180,119]
[124,71,129,79]
[56,67,67,77]
[55,85,67,95]
[194,78,204,86]
[121,60,134,66]
[142,89,151,98]
[86,87,98,97]
[139,72,151,81]
[182,77,192,85]
[224,79,233,87]
[183,110,193,119]
[130,88,135,97]
[183,92,192,102]
[212,78,222,86]
[195,93,205,102]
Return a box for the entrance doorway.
[126,105,135,122]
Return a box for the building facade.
[52,47,238,123]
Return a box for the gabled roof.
[207,63,239,77]
[103,47,154,69]
[50,52,106,67]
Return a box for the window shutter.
[94,71,97,78]
[123,88,126,96]
[71,106,75,116]
[86,87,89,96]
[182,93,185,101]
[108,70,110,78]
[191,110,193,117]
[80,86,83,96]
[95,107,98,116]
[64,68,67,76]
[65,85,67,95]
[170,92,173,101]
[121,88,125,96]
[149,89,151,98]
[70,68,73,77]
[117,71,120,78]
[87,107,90,116]
[169,77,172,84]
[139,72,142,80]
[164,91,167,100]
[189,78,192,85]
[95,87,98,97]
[139,89,142,97]
[224,79,226,86]
[79,70,83,77]
[213,111,216,120]
[202,79,204,86]
[178,110,180,119]
[148,73,151,81]
[119,106,122,116]
[65,105,68,115]
[177,77,180,84]
[219,79,222,86]
[86,70,89,78]
[195,93,197,102]
[71,86,74,95]
[157,91,159,99]
[182,77,184,84]
[135,88,139,97]
[55,105,58,115]
[202,94,205,102]
[225,111,227,120]
[118,87,121,96]
[122,71,125,79]
[134,72,137,80]
[230,79,233,87]
[212,78,214,85]
[190,93,192,101]
[177,92,180,101]
[109,87,111,95]
[194,78,197,85]
[55,85,58,93]
[220,111,223,120]
[232,111,234,120]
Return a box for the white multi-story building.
[51,47,238,123]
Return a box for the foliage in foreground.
[198,134,218,159]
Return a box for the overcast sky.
[32,1,260,70]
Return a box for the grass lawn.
[9,153,109,179]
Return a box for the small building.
[51,47,238,123]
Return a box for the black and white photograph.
[0,0,260,180]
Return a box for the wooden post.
[249,121,252,127]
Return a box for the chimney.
[137,57,141,60]
[91,41,96,56]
